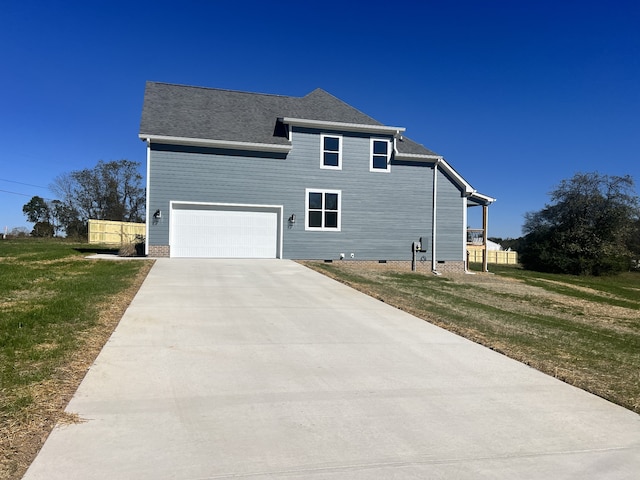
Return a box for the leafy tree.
[31,221,55,237]
[22,196,51,224]
[627,219,640,268]
[50,200,86,239]
[520,172,639,275]
[51,159,145,232]
[22,196,56,237]
[489,237,523,252]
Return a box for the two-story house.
[139,81,495,273]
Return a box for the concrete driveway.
[23,259,640,479]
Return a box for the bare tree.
[51,160,146,227]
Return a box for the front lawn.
[0,239,153,479]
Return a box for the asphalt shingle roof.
[139,81,439,156]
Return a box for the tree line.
[22,160,145,238]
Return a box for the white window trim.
[320,134,342,170]
[305,188,342,231]
[370,138,392,173]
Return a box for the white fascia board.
[139,134,292,153]
[441,164,496,203]
[438,158,475,195]
[395,151,495,203]
[394,153,474,194]
[469,192,497,204]
[280,117,406,135]
[394,152,443,161]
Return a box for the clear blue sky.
[1,0,638,239]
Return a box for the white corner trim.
[145,139,151,256]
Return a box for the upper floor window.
[306,188,341,231]
[370,138,391,172]
[321,134,342,170]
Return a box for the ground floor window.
[305,188,341,231]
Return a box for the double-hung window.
[305,189,341,231]
[370,138,391,172]
[321,134,342,170]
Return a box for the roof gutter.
[139,134,292,153]
[280,117,406,135]
[392,148,444,162]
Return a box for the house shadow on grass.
[75,243,147,258]
[74,246,120,256]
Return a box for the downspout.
[432,159,442,275]
[392,131,401,157]
[394,135,442,275]
[145,138,151,256]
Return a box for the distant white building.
[486,240,503,251]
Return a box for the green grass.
[303,261,640,413]
[483,264,640,307]
[0,239,149,419]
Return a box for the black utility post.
[411,238,426,271]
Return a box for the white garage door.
[171,205,279,258]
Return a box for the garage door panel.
[171,207,278,258]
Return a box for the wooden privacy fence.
[88,220,146,245]
[468,249,519,265]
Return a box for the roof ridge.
[301,88,383,125]
[146,81,303,99]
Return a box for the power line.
[0,188,33,197]
[0,178,49,189]
[0,189,55,201]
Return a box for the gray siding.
[435,168,465,260]
[148,128,466,261]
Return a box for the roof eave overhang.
[468,192,497,206]
[394,152,443,161]
[395,154,495,204]
[280,117,406,135]
[139,134,292,153]
[439,158,476,195]
[395,153,476,195]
